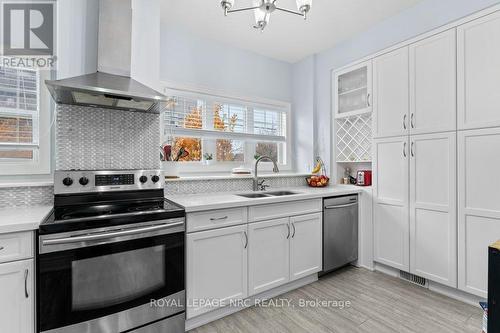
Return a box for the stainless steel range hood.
[46,0,167,113]
[45,72,167,113]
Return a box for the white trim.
[0,69,51,175]
[169,128,286,142]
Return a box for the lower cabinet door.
[290,213,322,281]
[0,259,33,333]
[410,132,457,287]
[186,225,248,318]
[458,128,500,297]
[248,218,290,296]
[373,136,410,271]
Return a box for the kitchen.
[0,0,500,332]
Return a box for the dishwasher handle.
[324,202,358,210]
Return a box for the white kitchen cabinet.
[186,225,248,318]
[458,10,500,130]
[0,259,34,333]
[373,47,409,138]
[373,136,410,271]
[248,218,290,296]
[458,128,500,297]
[410,132,457,287]
[333,61,372,118]
[290,213,322,281]
[409,29,457,135]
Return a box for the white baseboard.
[374,262,483,308]
[185,274,318,331]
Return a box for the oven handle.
[41,221,184,246]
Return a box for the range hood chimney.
[45,0,166,113]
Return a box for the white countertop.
[0,205,53,233]
[166,185,364,212]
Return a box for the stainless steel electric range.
[37,170,185,333]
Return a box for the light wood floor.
[189,267,483,333]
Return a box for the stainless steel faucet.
[253,155,279,191]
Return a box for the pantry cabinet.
[0,259,34,333]
[333,61,372,118]
[248,218,290,296]
[458,128,500,297]
[289,213,322,281]
[409,29,457,135]
[373,136,410,271]
[409,132,457,287]
[458,10,500,130]
[373,47,409,138]
[186,225,248,318]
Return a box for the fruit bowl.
[306,175,330,187]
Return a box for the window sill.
[0,180,53,188]
[165,172,311,182]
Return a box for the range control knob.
[62,177,73,186]
[151,175,160,183]
[79,177,89,186]
[139,176,148,183]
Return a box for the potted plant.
[203,153,214,166]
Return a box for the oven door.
[37,218,185,333]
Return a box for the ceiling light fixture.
[220,0,312,31]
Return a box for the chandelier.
[220,0,313,31]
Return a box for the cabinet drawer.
[249,199,322,222]
[187,208,247,233]
[0,232,33,263]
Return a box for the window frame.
[0,67,51,175]
[162,86,292,174]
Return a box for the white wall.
[297,0,500,180]
[159,25,292,103]
[56,0,99,80]
[291,55,315,172]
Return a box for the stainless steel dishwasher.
[322,195,358,274]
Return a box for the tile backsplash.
[56,104,160,170]
[0,186,53,208]
[164,176,307,195]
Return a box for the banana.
[311,161,321,174]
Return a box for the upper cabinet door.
[373,47,410,138]
[458,11,500,130]
[410,30,457,135]
[333,61,372,118]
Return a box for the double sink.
[237,191,300,199]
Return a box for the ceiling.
[161,0,423,63]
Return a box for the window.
[162,90,289,172]
[0,65,50,175]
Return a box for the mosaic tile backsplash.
[164,176,308,195]
[56,104,160,170]
[0,186,53,209]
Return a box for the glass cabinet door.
[334,61,372,118]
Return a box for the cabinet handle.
[210,216,228,221]
[403,114,407,130]
[403,142,407,158]
[286,224,290,239]
[24,269,29,298]
[410,113,415,129]
[291,223,296,238]
[411,142,415,157]
[243,231,248,249]
[366,93,371,107]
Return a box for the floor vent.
[399,271,428,287]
